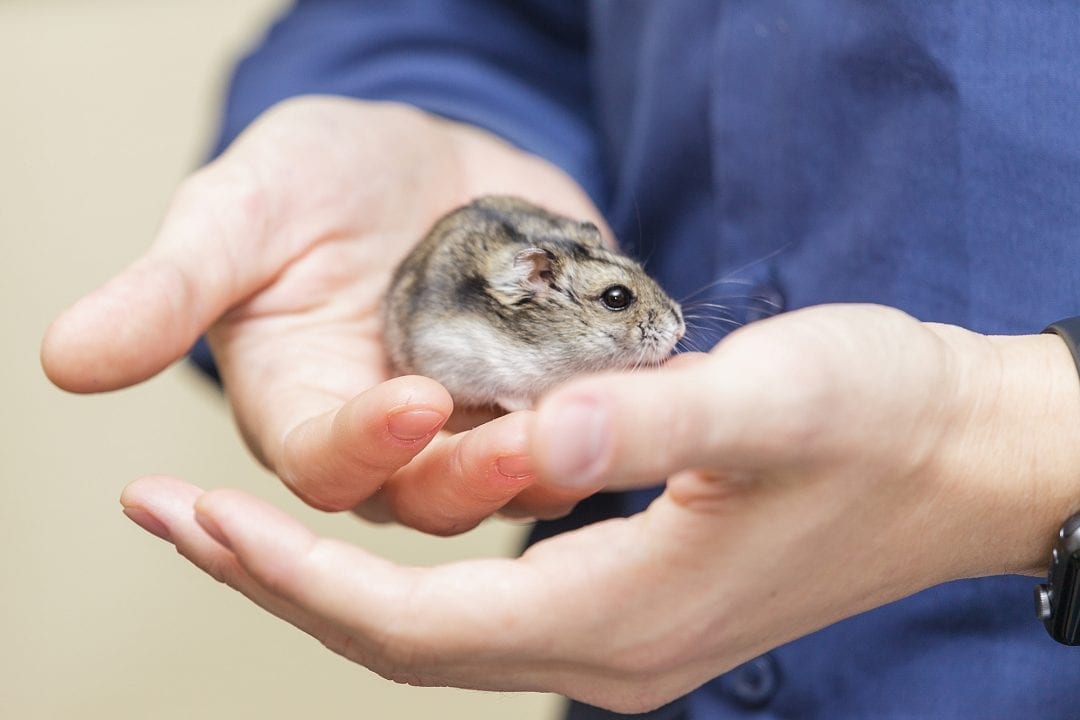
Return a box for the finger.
[193,488,441,673]
[370,411,540,535]
[497,358,713,519]
[494,484,593,521]
[530,340,827,490]
[279,375,454,511]
[119,476,336,645]
[194,485,716,710]
[191,488,566,686]
[128,478,530,689]
[353,481,579,527]
[40,155,318,393]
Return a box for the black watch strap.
[1035,318,1080,645]
[1045,317,1080,379]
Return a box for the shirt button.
[745,284,785,321]
[720,654,780,707]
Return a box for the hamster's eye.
[600,285,634,311]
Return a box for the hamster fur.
[383,196,685,410]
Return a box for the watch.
[1034,317,1080,645]
[1035,512,1080,645]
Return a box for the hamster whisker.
[677,335,720,353]
[681,310,738,322]
[675,336,708,353]
[635,341,655,372]
[682,296,783,313]
[682,313,744,330]
[678,277,756,304]
[629,194,656,269]
[737,296,784,312]
[678,243,793,304]
[679,313,744,353]
[684,297,773,307]
[680,302,738,316]
[721,242,793,279]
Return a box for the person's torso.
[542,3,1080,717]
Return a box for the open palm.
[43,96,607,530]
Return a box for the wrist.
[931,326,1080,578]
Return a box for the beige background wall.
[1,1,560,718]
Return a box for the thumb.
[41,163,286,392]
[531,346,824,490]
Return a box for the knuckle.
[444,436,476,487]
[319,629,358,661]
[173,162,268,240]
[282,470,356,512]
[279,437,366,512]
[319,628,436,691]
[178,544,240,589]
[365,631,429,685]
[255,535,321,599]
[359,587,468,684]
[344,443,408,478]
[312,609,435,686]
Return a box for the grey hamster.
[382,196,685,410]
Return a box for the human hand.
[119,304,1080,711]
[42,96,610,531]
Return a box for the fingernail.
[195,511,233,551]
[387,408,446,441]
[541,399,610,488]
[122,506,171,542]
[496,454,534,480]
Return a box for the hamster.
[382,195,685,411]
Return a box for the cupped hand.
[42,96,609,531]
[119,304,1080,711]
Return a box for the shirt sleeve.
[208,0,604,201]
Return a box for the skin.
[43,96,1080,712]
[42,96,608,531]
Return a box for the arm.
[118,305,1080,711]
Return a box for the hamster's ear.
[578,221,604,247]
[490,248,559,303]
[513,248,557,290]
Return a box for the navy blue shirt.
[200,2,1080,716]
